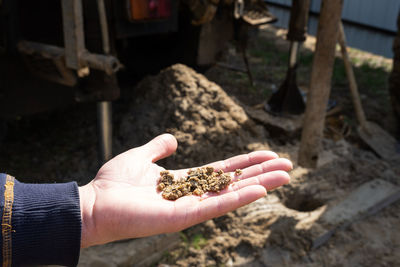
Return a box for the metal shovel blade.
[267,66,305,114]
[338,22,399,160]
[358,121,399,160]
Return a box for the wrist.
[79,183,96,248]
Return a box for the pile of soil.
[118,64,269,169]
[118,63,400,266]
[114,62,398,267]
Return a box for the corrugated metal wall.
[266,0,397,57]
[267,0,399,33]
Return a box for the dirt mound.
[119,64,269,169]
[117,63,400,267]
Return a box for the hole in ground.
[282,191,325,212]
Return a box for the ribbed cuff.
[10,179,81,266]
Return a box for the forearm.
[0,173,81,266]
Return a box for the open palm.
[79,134,292,248]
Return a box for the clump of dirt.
[118,64,269,169]
[169,211,271,266]
[157,167,233,200]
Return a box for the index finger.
[206,151,279,172]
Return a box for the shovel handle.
[289,41,299,68]
[337,22,368,129]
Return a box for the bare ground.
[154,26,400,266]
[0,25,399,266]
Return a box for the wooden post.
[298,0,343,168]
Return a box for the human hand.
[79,134,292,248]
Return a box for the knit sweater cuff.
[1,175,81,266]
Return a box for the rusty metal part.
[61,0,121,75]
[197,10,234,66]
[17,41,77,86]
[18,41,121,75]
[97,101,113,163]
[96,0,113,162]
[61,0,86,71]
[184,0,220,25]
[96,0,110,54]
[241,0,277,26]
[191,4,218,25]
[234,0,244,19]
[18,41,63,60]
[80,52,121,75]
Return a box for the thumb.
[142,133,178,162]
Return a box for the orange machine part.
[130,0,149,20]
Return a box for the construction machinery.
[1,0,274,162]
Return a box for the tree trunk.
[298,0,343,168]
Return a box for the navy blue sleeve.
[0,173,81,267]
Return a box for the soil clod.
[158,167,234,200]
[235,169,243,176]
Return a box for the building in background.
[266,0,399,58]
